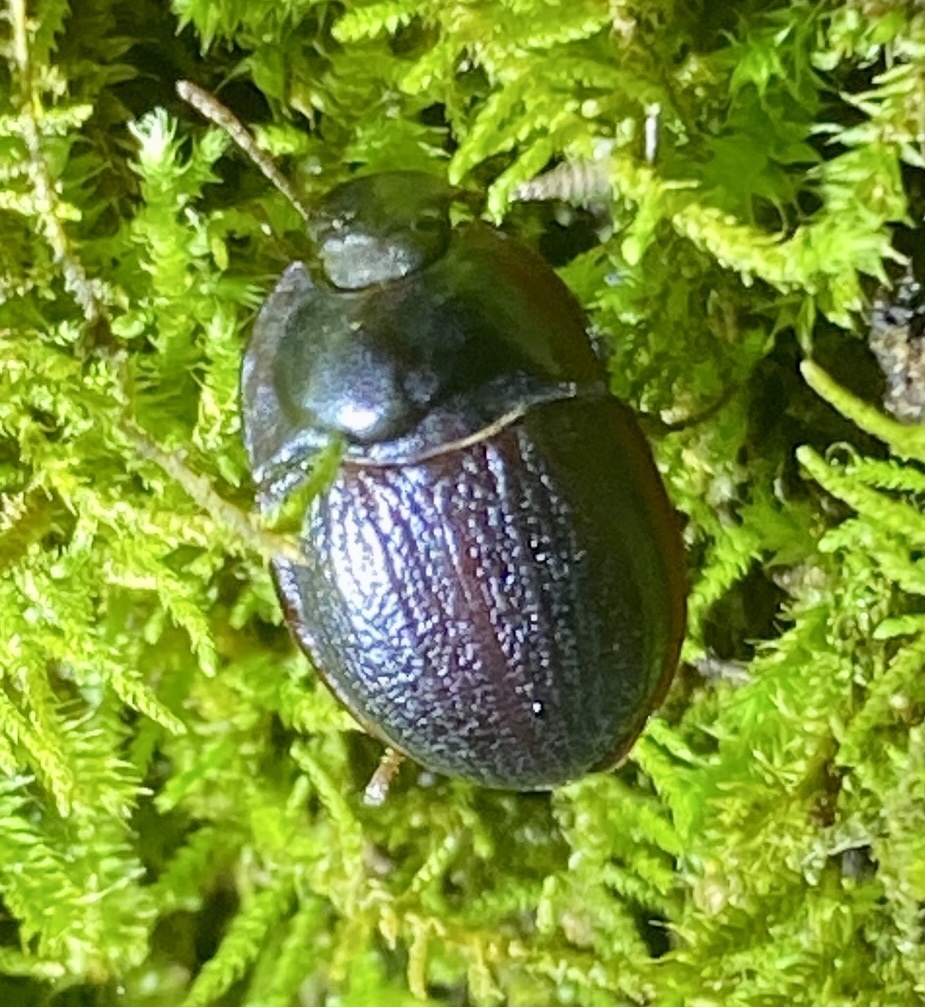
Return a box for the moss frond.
[2,0,925,1003]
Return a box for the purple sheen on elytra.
[272,396,683,789]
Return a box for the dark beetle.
[242,171,685,790]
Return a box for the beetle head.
[310,172,452,289]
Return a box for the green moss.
[1,0,923,1003]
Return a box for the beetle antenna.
[176,80,310,222]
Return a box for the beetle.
[240,169,686,792]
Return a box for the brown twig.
[9,0,108,326]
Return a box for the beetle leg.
[363,747,405,807]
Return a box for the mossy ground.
[1,1,924,1005]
